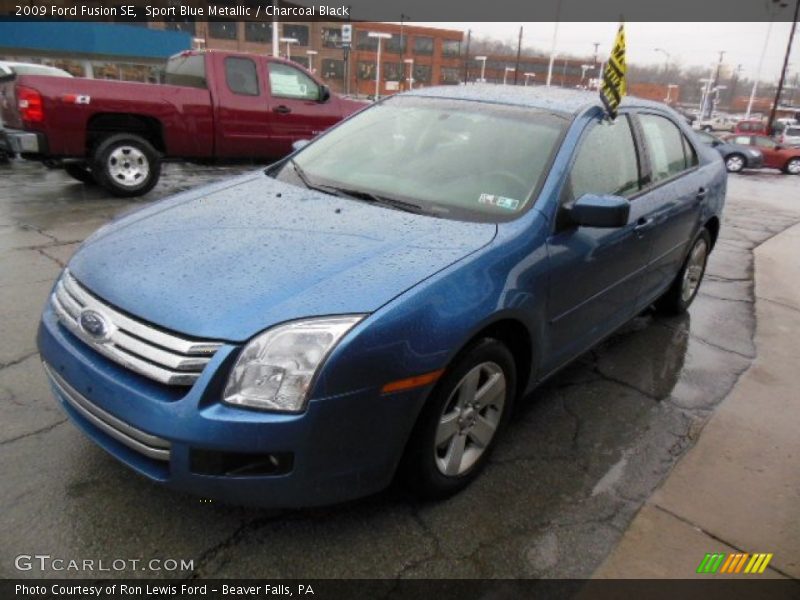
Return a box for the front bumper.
[38,305,429,508]
[1,127,46,155]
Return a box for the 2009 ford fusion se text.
[38,86,725,507]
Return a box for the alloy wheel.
[681,238,708,303]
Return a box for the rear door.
[212,54,273,158]
[265,61,340,154]
[544,113,652,371]
[631,111,707,309]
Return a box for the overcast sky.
[416,22,798,85]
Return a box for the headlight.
[223,315,365,412]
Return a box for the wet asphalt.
[1,160,799,580]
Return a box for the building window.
[322,59,344,79]
[358,61,376,80]
[440,67,461,85]
[291,56,310,69]
[356,31,378,52]
[414,36,433,55]
[442,40,461,57]
[282,25,309,46]
[225,57,259,96]
[384,62,403,81]
[245,22,272,43]
[164,20,196,35]
[322,27,342,48]
[386,34,406,54]
[413,64,431,83]
[208,21,237,40]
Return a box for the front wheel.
[92,134,161,197]
[725,153,745,173]
[400,338,516,500]
[655,229,711,315]
[784,157,800,175]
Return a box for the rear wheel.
[655,229,711,315]
[63,163,96,184]
[92,133,161,197]
[725,153,745,173]
[784,157,800,175]
[400,338,516,500]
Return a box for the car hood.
[68,172,497,342]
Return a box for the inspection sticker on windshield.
[479,193,520,211]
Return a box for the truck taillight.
[17,86,44,123]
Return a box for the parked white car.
[781,125,800,148]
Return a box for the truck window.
[164,54,206,89]
[225,57,259,96]
[268,63,319,101]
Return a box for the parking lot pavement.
[1,160,799,579]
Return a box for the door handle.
[633,217,655,234]
[273,105,292,114]
[696,187,708,201]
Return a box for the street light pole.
[503,67,515,85]
[368,31,391,99]
[306,50,318,73]
[404,58,414,90]
[654,47,671,80]
[280,37,298,60]
[475,56,487,83]
[546,0,563,86]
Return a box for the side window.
[566,115,640,204]
[733,136,752,145]
[639,114,691,182]
[225,57,259,96]
[754,136,776,149]
[682,134,699,168]
[268,63,319,101]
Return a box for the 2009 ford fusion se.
[38,86,724,507]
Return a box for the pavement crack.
[0,351,38,371]
[757,295,800,315]
[591,366,659,401]
[688,333,754,360]
[36,247,67,269]
[0,419,68,445]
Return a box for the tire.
[400,338,517,500]
[63,163,97,184]
[91,133,161,197]
[724,153,745,173]
[783,157,800,175]
[655,229,711,315]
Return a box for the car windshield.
[277,96,568,222]
[785,127,800,137]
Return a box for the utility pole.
[463,29,471,84]
[399,13,408,90]
[514,26,523,85]
[728,64,743,111]
[709,50,726,118]
[768,0,799,134]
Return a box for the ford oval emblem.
[78,309,111,342]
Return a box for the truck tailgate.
[0,78,22,129]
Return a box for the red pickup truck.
[0,50,364,196]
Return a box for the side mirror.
[291,139,310,152]
[568,194,631,228]
[711,140,721,147]
[318,84,331,103]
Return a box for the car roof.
[0,61,72,76]
[402,84,672,117]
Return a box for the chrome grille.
[43,362,171,461]
[51,270,222,386]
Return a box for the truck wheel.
[400,338,516,500]
[92,134,160,197]
[655,229,711,315]
[64,163,97,185]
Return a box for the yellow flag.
[600,24,626,119]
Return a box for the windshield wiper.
[327,187,429,215]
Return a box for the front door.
[751,135,784,168]
[265,62,339,155]
[544,113,652,373]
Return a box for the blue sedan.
[38,86,725,506]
